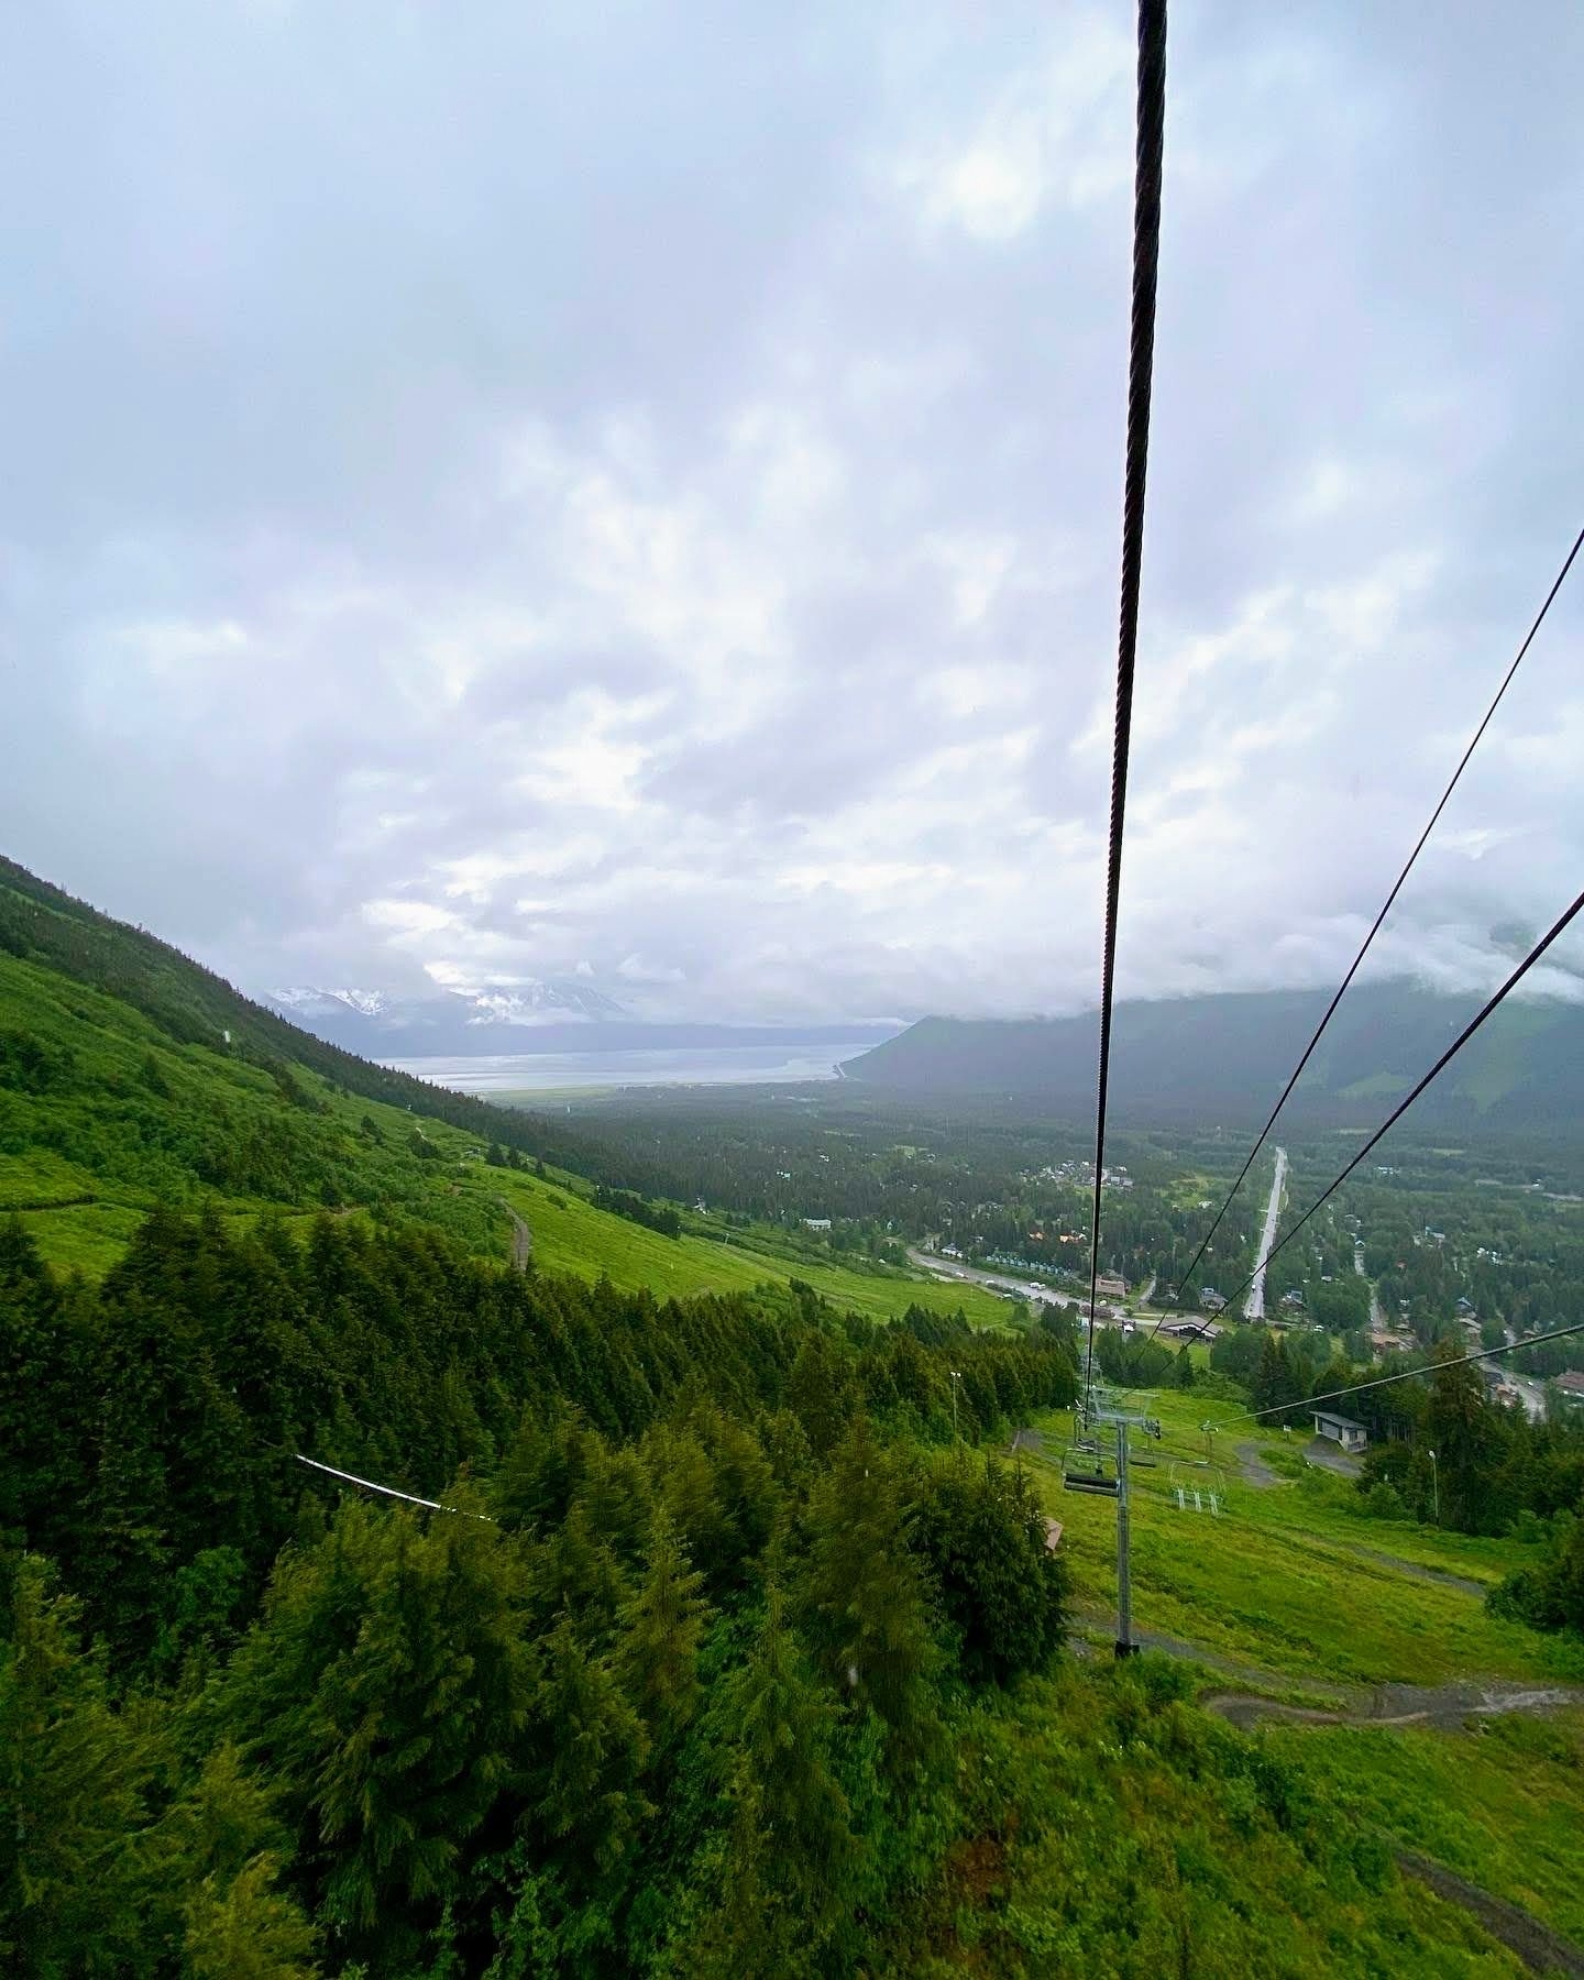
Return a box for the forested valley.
[9,860,1584,1973]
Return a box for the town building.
[1158,1318,1222,1343]
[1313,1411,1369,1454]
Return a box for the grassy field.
[1025,1379,1584,1956]
[486,1162,1014,1324]
[1272,1710,1584,1949]
[0,946,1015,1323]
[1030,1385,1573,1687]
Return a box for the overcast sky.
[3,1,1581,1022]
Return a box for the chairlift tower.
[1069,1386,1161,1657]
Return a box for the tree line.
[0,1209,1079,1974]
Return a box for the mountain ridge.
[263,977,629,1050]
[843,984,1584,1134]
[260,979,892,1060]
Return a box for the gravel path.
[1202,1680,1583,1734]
[1394,1849,1584,1977]
[501,1202,532,1273]
[1235,1440,1283,1487]
[1332,1541,1488,1600]
[1303,1435,1363,1480]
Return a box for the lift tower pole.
[1116,1420,1134,1655]
[1088,1399,1160,1658]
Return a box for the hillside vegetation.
[848,986,1584,1134]
[5,857,1584,1973]
[0,860,1008,1322]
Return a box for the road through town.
[905,1248,1122,1321]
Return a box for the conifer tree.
[616,1507,709,1747]
[684,1587,863,1976]
[796,1417,942,1761]
[528,1612,651,1882]
[0,1558,154,1974]
[219,1500,532,1964]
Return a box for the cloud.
[886,10,1134,241]
[1,0,1581,1022]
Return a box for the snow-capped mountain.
[262,979,628,1055]
[466,983,626,1024]
[269,986,392,1019]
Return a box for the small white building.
[1313,1410,1368,1455]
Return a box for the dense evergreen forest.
[9,856,1584,1971]
[10,1205,1555,1975]
[2,1206,1085,1973]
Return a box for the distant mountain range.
[265,979,629,1052]
[842,984,1584,1133]
[263,982,894,1061]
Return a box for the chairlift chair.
[1062,1442,1120,1496]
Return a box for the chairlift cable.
[1208,880,1584,1319]
[294,1452,496,1521]
[1084,0,1168,1408]
[1154,521,1584,1335]
[1206,1316,1584,1433]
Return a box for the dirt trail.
[1329,1540,1488,1600]
[1202,1680,1583,1734]
[1394,1850,1584,1977]
[1235,1439,1282,1487]
[1069,1611,1351,1703]
[1302,1434,1363,1480]
[502,1203,532,1273]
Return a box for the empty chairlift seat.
[1062,1446,1120,1496]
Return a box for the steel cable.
[1084,0,1168,1404]
[1157,522,1584,1330]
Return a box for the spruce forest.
[11,850,1584,1974]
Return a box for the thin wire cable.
[1207,1317,1584,1433]
[1157,521,1584,1332]
[1210,882,1584,1318]
[295,1453,496,1521]
[1084,0,1167,1407]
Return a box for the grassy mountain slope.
[845,983,1584,1132]
[9,857,1584,1966]
[0,854,626,1168]
[0,861,1010,1320]
[1019,1379,1584,1959]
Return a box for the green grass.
[0,946,1015,1326]
[1031,1387,1572,1687]
[1271,1711,1584,1949]
[1028,1382,1584,1953]
[485,1165,1013,1323]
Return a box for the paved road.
[1244,1146,1287,1321]
[905,1248,1121,1318]
[1355,1237,1388,1331]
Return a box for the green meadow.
[1021,1379,1584,1957]
[1029,1384,1572,1687]
[0,944,1013,1325]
